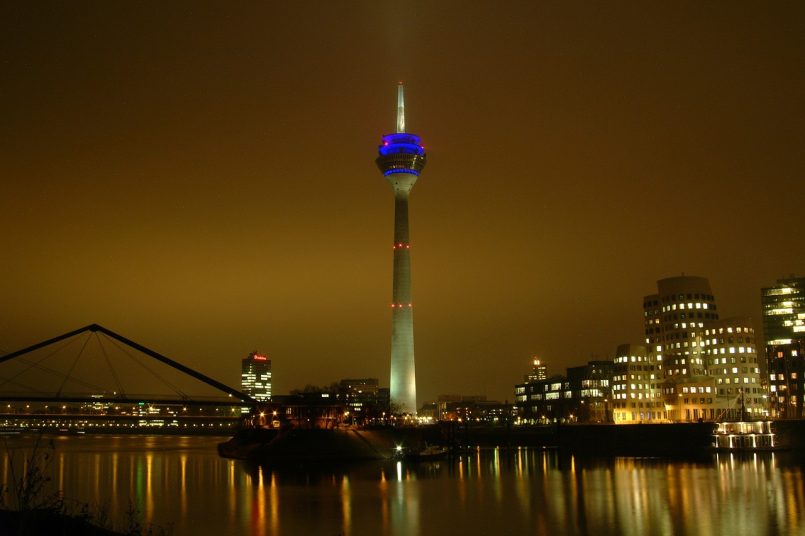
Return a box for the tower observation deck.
[376,83,426,415]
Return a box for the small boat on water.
[395,444,450,461]
[712,421,778,451]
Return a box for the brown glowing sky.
[2,3,804,403]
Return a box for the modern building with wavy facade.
[642,275,765,422]
[612,343,664,423]
[704,317,764,419]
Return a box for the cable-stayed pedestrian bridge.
[0,324,256,433]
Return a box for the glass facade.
[763,277,805,418]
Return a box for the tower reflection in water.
[248,448,803,536]
[0,436,803,535]
[238,448,803,536]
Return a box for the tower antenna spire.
[396,82,405,133]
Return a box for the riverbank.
[220,420,805,462]
[218,421,713,462]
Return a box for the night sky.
[2,2,804,403]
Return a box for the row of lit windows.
[764,287,795,296]
[580,379,610,388]
[682,386,712,394]
[614,392,661,400]
[614,411,665,421]
[770,372,799,381]
[705,337,754,345]
[663,302,710,312]
[629,372,657,380]
[613,401,664,409]
[716,366,756,374]
[704,326,754,335]
[612,382,658,392]
[667,357,704,365]
[614,355,662,363]
[673,322,709,330]
[665,341,703,350]
[706,346,756,355]
[710,357,757,366]
[717,377,756,384]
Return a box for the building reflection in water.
[0,435,802,535]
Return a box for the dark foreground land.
[0,509,122,536]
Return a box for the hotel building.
[240,352,272,401]
[525,358,548,383]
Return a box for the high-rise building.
[240,352,271,401]
[525,358,547,383]
[376,83,427,414]
[762,277,805,418]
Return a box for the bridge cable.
[0,335,83,391]
[96,334,126,398]
[102,334,189,400]
[0,375,48,395]
[55,332,93,398]
[18,356,107,393]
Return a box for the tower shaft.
[376,83,426,415]
[390,190,416,413]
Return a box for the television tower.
[376,83,427,414]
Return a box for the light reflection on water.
[0,436,802,535]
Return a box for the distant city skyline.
[2,3,804,402]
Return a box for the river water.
[0,434,803,535]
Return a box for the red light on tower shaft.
[252,354,268,361]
